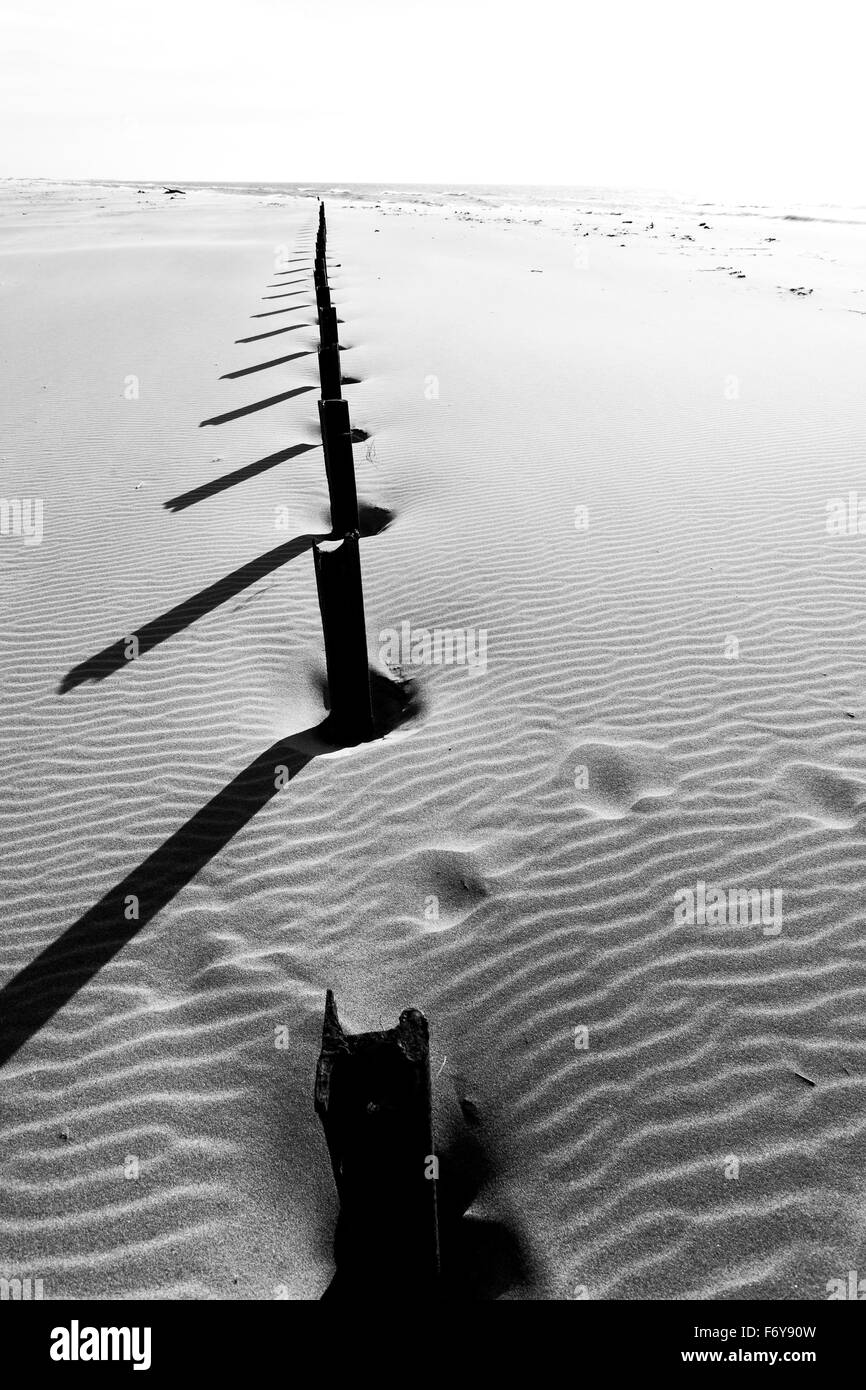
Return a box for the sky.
[0,0,861,203]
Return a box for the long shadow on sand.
[58,532,320,692]
[236,324,310,345]
[0,676,418,1069]
[199,385,313,428]
[165,442,318,512]
[58,506,393,693]
[250,306,312,320]
[220,350,314,381]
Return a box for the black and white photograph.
[0,0,863,1343]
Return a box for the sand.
[1,179,864,1300]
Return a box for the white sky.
[0,0,861,202]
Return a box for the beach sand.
[1,179,865,1299]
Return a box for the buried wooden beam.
[312,534,373,741]
[318,341,342,400]
[315,990,440,1295]
[319,398,359,536]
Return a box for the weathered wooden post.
[316,990,440,1296]
[319,304,338,350]
[309,202,373,742]
[312,535,373,740]
[315,284,332,332]
[319,398,359,536]
[317,341,342,400]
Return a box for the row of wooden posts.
[310,206,441,1293]
[311,201,375,744]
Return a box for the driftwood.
[315,991,440,1295]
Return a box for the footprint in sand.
[775,762,866,830]
[567,740,676,820]
[394,848,489,931]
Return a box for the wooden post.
[315,990,440,1295]
[319,398,359,536]
[318,342,342,400]
[313,535,373,740]
[319,305,338,349]
[315,273,332,320]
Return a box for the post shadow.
[220,350,314,380]
[236,324,310,345]
[250,306,311,320]
[165,443,317,512]
[0,730,315,1067]
[199,385,313,428]
[59,506,394,691]
[0,670,418,1070]
[58,533,322,692]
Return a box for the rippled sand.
[1,180,864,1299]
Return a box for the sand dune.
[1,180,864,1299]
